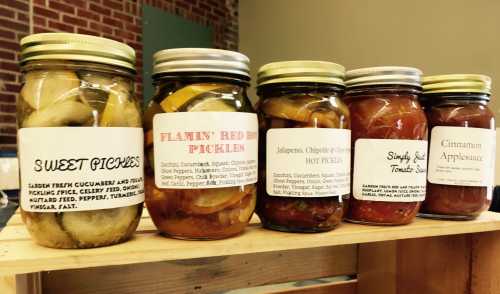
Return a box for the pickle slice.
[160,83,225,112]
[100,88,141,127]
[21,70,81,110]
[61,206,139,247]
[261,96,318,122]
[143,100,163,130]
[23,100,94,127]
[187,98,237,112]
[187,186,250,214]
[22,212,75,248]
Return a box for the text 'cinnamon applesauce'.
[144,48,258,240]
[256,61,351,233]
[17,33,144,249]
[344,66,428,225]
[419,74,496,220]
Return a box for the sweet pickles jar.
[256,61,351,232]
[344,67,428,225]
[420,74,496,219]
[18,33,144,248]
[144,48,258,240]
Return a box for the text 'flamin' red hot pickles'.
[144,48,258,240]
[344,66,428,225]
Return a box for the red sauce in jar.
[344,67,427,225]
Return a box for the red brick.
[34,6,59,19]
[0,71,16,82]
[48,0,75,14]
[3,82,20,92]
[77,27,98,36]
[0,115,16,123]
[0,18,29,33]
[48,20,75,32]
[0,135,16,144]
[0,126,17,134]
[61,0,87,9]
[16,11,29,22]
[34,26,52,33]
[0,50,15,60]
[113,10,133,23]
[33,15,46,26]
[0,0,29,11]
[0,104,16,112]
[113,29,134,41]
[77,9,100,22]
[0,28,15,40]
[0,93,15,103]
[126,23,140,34]
[62,14,88,28]
[0,40,20,51]
[89,22,113,34]
[102,0,122,10]
[0,6,15,18]
[89,3,111,15]
[102,16,123,29]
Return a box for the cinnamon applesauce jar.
[420,74,496,220]
[18,33,143,248]
[256,61,351,232]
[144,48,258,240]
[344,67,428,225]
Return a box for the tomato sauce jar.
[256,61,351,232]
[144,48,258,240]
[420,74,496,220]
[344,67,428,225]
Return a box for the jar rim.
[346,66,422,88]
[422,74,491,95]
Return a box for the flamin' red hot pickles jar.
[256,61,351,232]
[419,74,496,219]
[344,67,428,225]
[144,49,258,240]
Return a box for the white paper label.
[19,127,144,212]
[428,126,496,187]
[153,112,258,189]
[353,139,428,202]
[266,128,351,198]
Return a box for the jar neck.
[22,60,135,78]
[153,72,250,87]
[345,84,421,97]
[425,93,490,107]
[257,82,344,98]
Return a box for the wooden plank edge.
[1,212,500,275]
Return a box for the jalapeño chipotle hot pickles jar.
[256,61,351,232]
[344,67,428,225]
[144,48,258,240]
[420,75,496,219]
[18,33,144,248]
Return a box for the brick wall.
[0,0,239,151]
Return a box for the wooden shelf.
[2,210,500,276]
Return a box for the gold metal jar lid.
[422,74,491,94]
[257,61,345,87]
[20,33,136,71]
[153,48,250,77]
[346,66,422,88]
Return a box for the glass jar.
[144,48,258,240]
[344,67,428,225]
[256,61,351,232]
[419,74,496,219]
[18,33,143,248]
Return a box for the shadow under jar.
[344,67,428,225]
[256,61,351,233]
[144,48,258,240]
[17,33,143,248]
[419,74,496,220]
